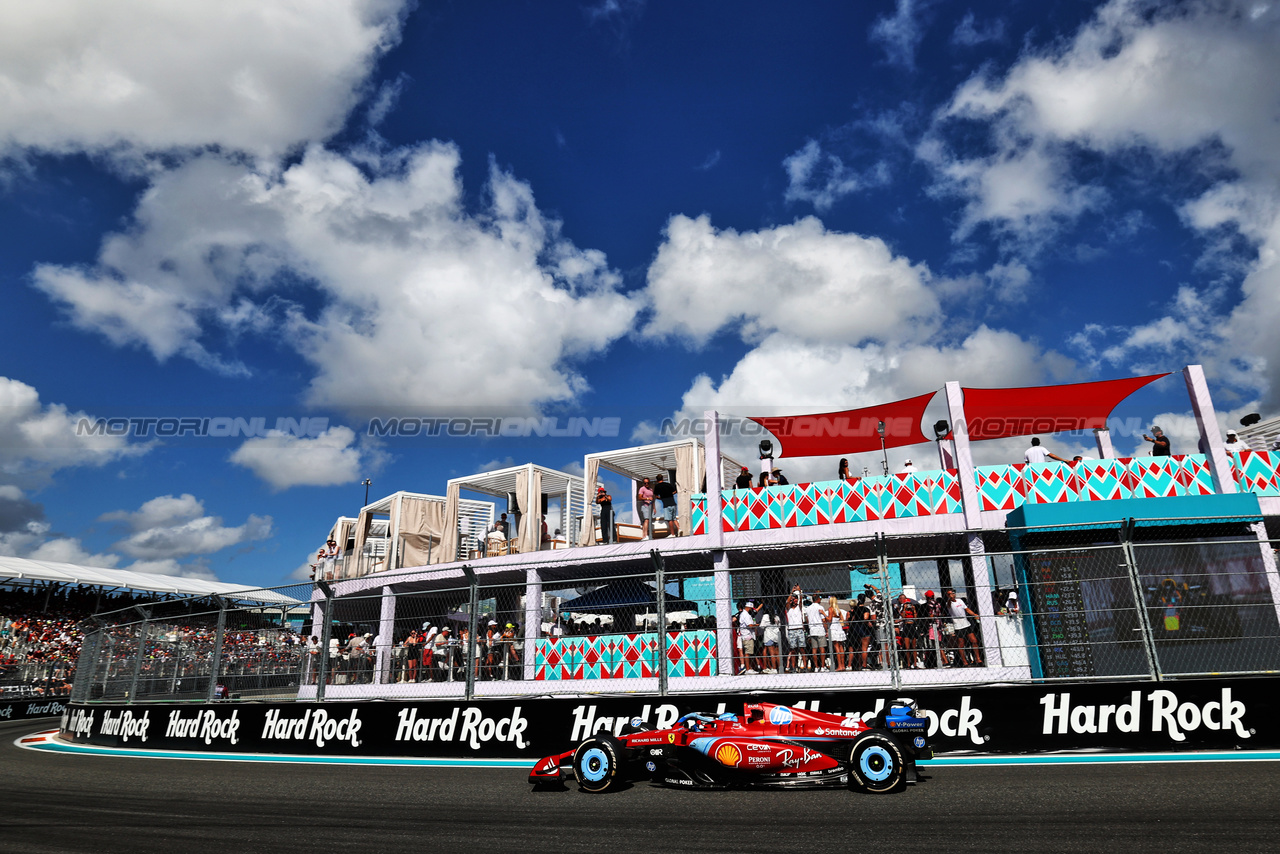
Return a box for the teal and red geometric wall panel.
[688,454,1264,538]
[977,464,1022,511]
[1232,450,1280,497]
[691,495,706,535]
[533,630,718,680]
[709,471,964,532]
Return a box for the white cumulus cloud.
[920,0,1280,403]
[34,144,640,412]
[0,375,144,488]
[230,426,365,491]
[643,214,940,347]
[0,0,408,158]
[103,493,272,560]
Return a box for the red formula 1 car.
[529,700,931,794]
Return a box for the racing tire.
[573,734,624,793]
[848,731,905,794]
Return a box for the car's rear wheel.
[849,731,905,794]
[573,734,623,793]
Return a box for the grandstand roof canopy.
[0,555,300,604]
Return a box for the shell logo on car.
[714,742,743,767]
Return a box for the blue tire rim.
[859,745,894,783]
[580,747,610,783]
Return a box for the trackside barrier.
[58,675,1280,757]
[1,698,68,722]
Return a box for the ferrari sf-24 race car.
[528,699,931,794]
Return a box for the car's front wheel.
[848,731,905,794]
[573,734,623,793]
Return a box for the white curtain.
[578,457,600,546]
[675,442,696,536]
[399,496,444,568]
[516,468,542,554]
[437,482,461,564]
[350,510,373,577]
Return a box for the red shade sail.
[960,373,1169,441]
[748,390,937,458]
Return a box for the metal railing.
[70,519,1280,703]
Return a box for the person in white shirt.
[945,589,983,667]
[804,595,829,671]
[758,609,781,674]
[1225,430,1250,453]
[1024,437,1068,465]
[826,598,848,671]
[785,592,806,673]
[737,601,758,674]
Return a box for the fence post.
[206,598,227,702]
[126,608,151,704]
[316,582,335,702]
[71,624,101,704]
[876,534,900,689]
[102,634,114,699]
[463,566,478,701]
[652,550,668,696]
[968,533,1002,669]
[523,568,542,682]
[376,586,396,685]
[1119,519,1162,681]
[713,551,733,677]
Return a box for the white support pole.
[968,534,1002,668]
[713,550,733,677]
[581,457,593,546]
[703,410,725,548]
[1094,428,1115,460]
[1184,364,1236,494]
[376,586,395,684]
[945,382,983,529]
[524,568,542,681]
[936,439,955,470]
[1249,522,1280,632]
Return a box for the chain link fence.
[71,518,1280,702]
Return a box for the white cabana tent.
[348,491,494,575]
[0,555,301,605]
[441,463,584,560]
[579,438,744,545]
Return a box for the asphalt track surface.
[5,719,1279,854]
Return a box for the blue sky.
[2,0,1278,586]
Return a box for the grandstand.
[1,556,302,700]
